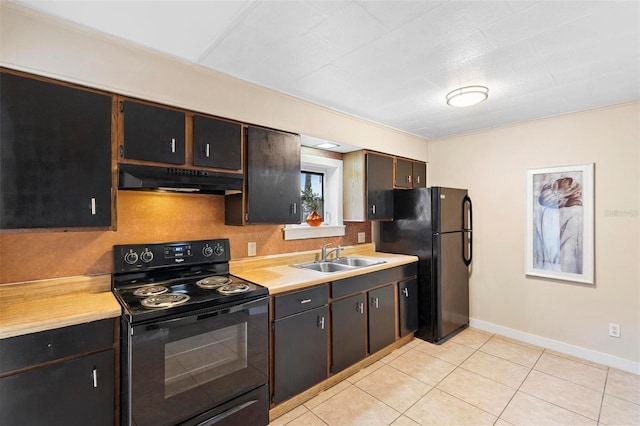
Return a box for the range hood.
[118,163,243,194]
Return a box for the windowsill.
[283,224,346,240]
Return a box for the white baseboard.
[470,318,640,375]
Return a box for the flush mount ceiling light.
[315,142,339,149]
[446,86,489,107]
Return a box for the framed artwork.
[526,163,595,284]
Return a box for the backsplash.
[0,191,370,284]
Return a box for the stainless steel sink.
[292,257,386,273]
[332,257,386,267]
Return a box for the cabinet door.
[193,115,242,170]
[273,306,328,404]
[122,100,185,164]
[0,72,112,229]
[368,284,396,354]
[399,278,419,337]
[0,350,114,426]
[366,153,393,220]
[246,126,301,224]
[412,161,427,188]
[331,294,367,374]
[394,158,413,188]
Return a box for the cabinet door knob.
[205,143,211,158]
[407,175,411,183]
[318,316,325,330]
[92,368,98,388]
[371,204,376,215]
[170,138,176,153]
[90,198,96,215]
[357,302,364,314]
[403,288,409,297]
[371,297,379,308]
[416,176,421,184]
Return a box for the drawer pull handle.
[318,316,325,329]
[371,297,379,309]
[357,302,364,314]
[403,288,409,297]
[170,138,176,153]
[300,299,312,304]
[205,143,211,157]
[92,368,98,388]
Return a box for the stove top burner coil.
[217,283,250,295]
[196,276,232,289]
[141,293,191,309]
[133,286,169,297]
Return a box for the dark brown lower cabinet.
[0,319,116,426]
[273,306,329,404]
[399,278,419,337]
[367,284,396,354]
[331,293,367,374]
[0,350,114,426]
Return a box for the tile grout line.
[515,348,606,423]
[492,345,544,424]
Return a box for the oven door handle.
[138,296,269,331]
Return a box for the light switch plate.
[248,242,257,257]
[358,232,366,243]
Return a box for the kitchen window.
[284,154,345,240]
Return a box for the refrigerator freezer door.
[434,187,469,233]
[435,232,470,339]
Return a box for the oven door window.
[128,298,268,426]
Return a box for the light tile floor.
[269,328,640,426]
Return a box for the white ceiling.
[14,0,640,140]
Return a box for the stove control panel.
[113,239,230,272]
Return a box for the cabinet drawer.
[274,284,328,319]
[0,319,114,375]
[331,264,417,299]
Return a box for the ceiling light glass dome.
[446,86,489,107]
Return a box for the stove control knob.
[214,244,224,256]
[124,251,139,265]
[140,249,154,263]
[202,245,214,257]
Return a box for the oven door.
[122,296,269,426]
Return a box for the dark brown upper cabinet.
[121,100,185,165]
[192,115,242,170]
[226,126,301,225]
[0,70,112,230]
[395,158,427,188]
[343,150,394,221]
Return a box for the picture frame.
[526,163,595,284]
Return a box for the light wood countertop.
[0,275,121,339]
[230,244,418,295]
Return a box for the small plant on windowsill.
[301,183,323,227]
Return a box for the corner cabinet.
[0,71,113,230]
[0,319,117,426]
[226,126,301,225]
[343,151,394,221]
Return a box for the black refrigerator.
[378,187,472,343]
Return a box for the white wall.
[0,3,428,161]
[428,102,640,372]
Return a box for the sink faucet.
[321,243,343,261]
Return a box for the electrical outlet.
[358,232,366,243]
[248,242,257,257]
[608,323,621,338]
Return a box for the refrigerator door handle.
[463,195,473,266]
